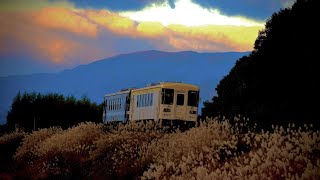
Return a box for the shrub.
[0,132,26,173]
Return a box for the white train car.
[129,82,199,127]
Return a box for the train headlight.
[189,110,197,114]
[163,108,171,112]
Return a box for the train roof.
[132,82,199,92]
[104,88,134,97]
[104,82,199,97]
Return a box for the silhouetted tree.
[202,0,319,129]
[7,92,103,132]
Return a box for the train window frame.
[188,90,199,107]
[177,94,185,106]
[162,88,174,105]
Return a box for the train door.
[175,92,187,120]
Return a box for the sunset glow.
[0,0,296,76]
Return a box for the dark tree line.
[202,0,319,129]
[7,92,103,132]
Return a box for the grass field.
[1,118,319,179]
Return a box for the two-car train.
[102,82,200,127]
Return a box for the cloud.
[67,0,166,11]
[85,10,136,36]
[0,11,108,65]
[35,8,98,37]
[191,0,291,20]
[0,0,74,12]
[166,24,261,51]
[0,0,264,67]
[137,22,167,37]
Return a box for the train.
[102,82,200,127]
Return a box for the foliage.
[6,92,103,131]
[201,0,320,129]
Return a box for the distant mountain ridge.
[0,50,249,124]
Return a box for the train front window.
[177,94,184,106]
[188,91,199,107]
[162,88,174,105]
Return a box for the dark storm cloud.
[191,0,293,20]
[168,0,176,9]
[68,0,293,20]
[68,0,168,11]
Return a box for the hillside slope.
[0,50,248,124]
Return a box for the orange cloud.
[136,22,167,37]
[166,24,261,51]
[86,10,136,36]
[0,11,108,65]
[35,8,98,37]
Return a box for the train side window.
[140,95,142,107]
[137,95,139,107]
[144,94,147,107]
[105,100,107,113]
[138,95,141,107]
[143,94,146,107]
[118,98,120,110]
[112,99,114,111]
[115,99,117,110]
[145,94,147,107]
[177,94,184,106]
[162,88,174,105]
[150,93,153,106]
[117,98,119,110]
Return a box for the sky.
[0,0,296,76]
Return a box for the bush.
[0,132,26,173]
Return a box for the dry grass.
[0,118,318,179]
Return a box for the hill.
[0,50,248,124]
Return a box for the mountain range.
[0,50,248,124]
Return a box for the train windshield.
[162,88,174,105]
[188,91,199,107]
